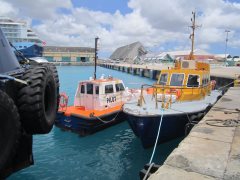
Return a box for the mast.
[94,37,99,80]
[188,11,199,60]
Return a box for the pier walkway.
[99,63,240,80]
[149,87,240,179]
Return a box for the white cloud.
[1,0,240,57]
[5,0,72,19]
[0,0,17,17]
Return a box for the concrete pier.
[149,87,240,180]
[99,63,240,81]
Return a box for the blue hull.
[127,113,196,148]
[55,111,127,136]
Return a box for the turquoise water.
[9,66,182,180]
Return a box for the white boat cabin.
[74,76,128,110]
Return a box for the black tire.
[0,90,21,171]
[41,63,60,110]
[18,65,57,134]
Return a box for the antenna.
[188,11,201,60]
[94,37,99,80]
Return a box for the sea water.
[9,66,183,180]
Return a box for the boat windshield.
[187,75,200,87]
[105,84,114,94]
[159,73,168,85]
[115,83,125,92]
[87,83,93,94]
[170,74,184,86]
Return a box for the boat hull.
[126,111,204,148]
[55,110,127,136]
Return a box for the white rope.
[149,108,164,164]
[143,163,155,180]
[143,109,164,180]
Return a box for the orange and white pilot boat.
[55,75,138,136]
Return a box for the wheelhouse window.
[115,83,125,92]
[159,73,168,85]
[87,83,93,94]
[170,74,184,86]
[105,84,114,94]
[202,74,207,86]
[95,86,99,95]
[80,85,85,94]
[187,75,200,87]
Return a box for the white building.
[0,17,42,45]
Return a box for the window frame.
[80,84,85,94]
[169,73,185,87]
[105,84,114,94]
[186,74,200,88]
[115,83,125,92]
[86,83,93,94]
[95,85,99,95]
[159,73,168,85]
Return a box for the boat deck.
[124,90,222,116]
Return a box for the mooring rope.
[149,108,164,164]
[143,163,155,180]
[143,108,164,180]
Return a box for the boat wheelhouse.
[55,76,132,135]
[123,59,221,148]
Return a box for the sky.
[0,0,240,58]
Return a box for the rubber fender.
[197,112,205,120]
[17,65,57,134]
[190,114,198,121]
[0,90,21,171]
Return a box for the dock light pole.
[94,37,99,80]
[224,30,230,61]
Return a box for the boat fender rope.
[59,93,68,111]
[92,105,124,124]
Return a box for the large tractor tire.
[42,64,60,110]
[0,90,21,171]
[18,65,57,134]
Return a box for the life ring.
[175,89,181,98]
[59,93,68,109]
[211,80,216,90]
[146,88,154,94]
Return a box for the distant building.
[214,54,232,61]
[162,49,214,60]
[156,53,174,62]
[110,42,147,63]
[0,17,42,45]
[143,52,174,63]
[43,46,95,62]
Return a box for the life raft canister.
[59,92,68,110]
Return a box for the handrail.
[138,83,212,109]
